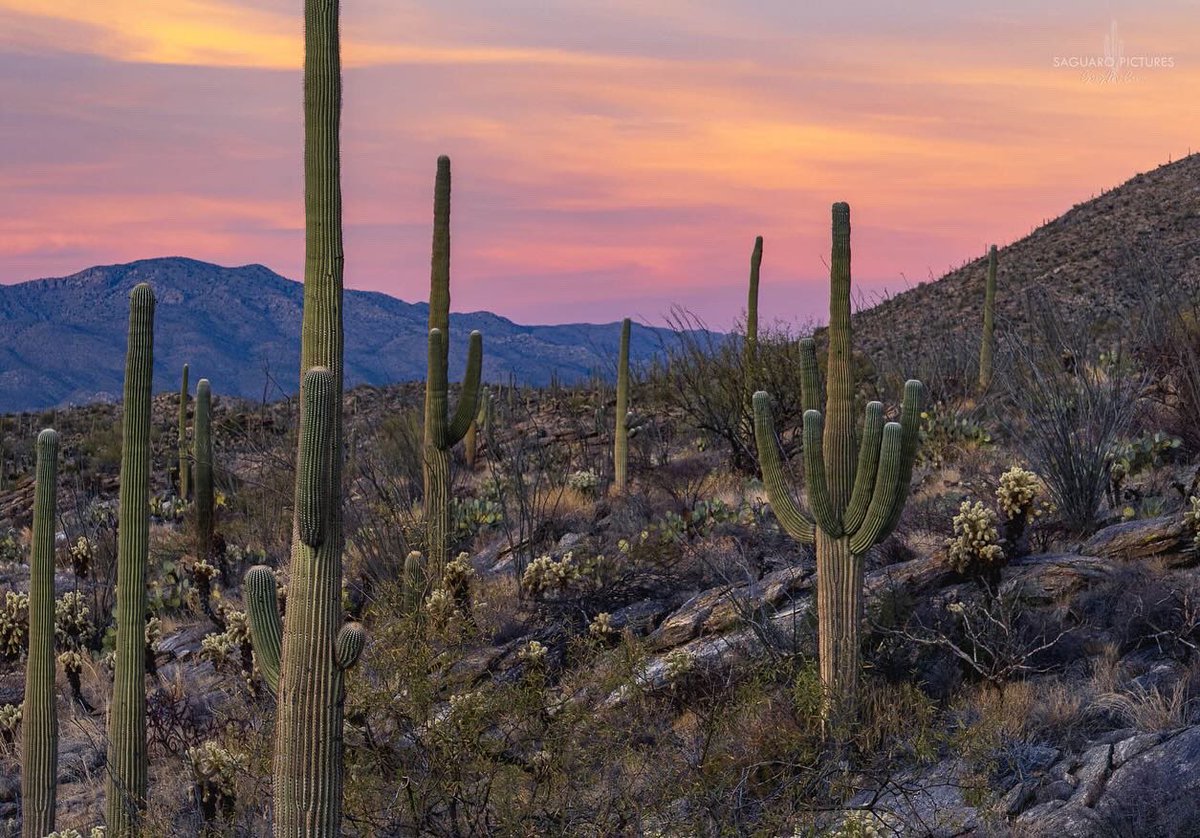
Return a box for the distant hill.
[0,258,680,412]
[853,153,1200,365]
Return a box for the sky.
[1,1,1197,328]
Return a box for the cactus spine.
[106,283,155,835]
[21,429,58,838]
[745,236,762,397]
[242,0,363,830]
[613,318,631,494]
[423,156,483,576]
[194,379,213,563]
[978,244,997,393]
[753,204,923,722]
[177,363,189,500]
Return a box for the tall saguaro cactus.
[21,428,58,838]
[423,156,483,575]
[753,204,923,721]
[177,364,189,500]
[745,236,763,396]
[613,318,631,493]
[978,244,997,393]
[194,379,213,563]
[106,283,155,835]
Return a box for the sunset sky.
[1,1,1197,327]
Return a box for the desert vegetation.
[5,2,1200,838]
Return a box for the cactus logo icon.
[1053,20,1175,83]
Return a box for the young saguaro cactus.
[177,363,190,500]
[753,203,923,722]
[194,379,213,565]
[21,428,58,838]
[106,283,155,836]
[464,387,491,470]
[613,317,631,494]
[978,244,998,393]
[423,156,483,576]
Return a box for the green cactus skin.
[464,387,492,470]
[978,244,997,393]
[402,550,425,615]
[745,236,762,397]
[21,428,58,838]
[194,379,213,564]
[244,369,364,837]
[106,283,155,836]
[177,364,189,501]
[613,317,631,494]
[423,156,484,577]
[753,204,923,722]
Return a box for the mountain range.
[0,258,679,412]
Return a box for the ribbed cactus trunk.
[177,364,189,500]
[978,244,997,393]
[613,317,631,494]
[21,428,58,838]
[243,2,364,833]
[106,283,155,836]
[464,388,489,470]
[745,236,762,398]
[753,204,923,725]
[422,156,483,577]
[194,379,213,563]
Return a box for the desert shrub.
[1000,307,1143,532]
[917,402,992,467]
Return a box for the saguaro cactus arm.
[877,379,925,539]
[446,330,484,444]
[22,428,58,838]
[335,623,365,670]
[799,338,822,414]
[802,410,841,537]
[752,391,816,544]
[296,368,335,548]
[979,244,997,393]
[843,401,885,533]
[848,423,906,555]
[244,565,283,696]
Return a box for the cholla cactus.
[443,551,474,615]
[0,591,29,660]
[0,702,20,742]
[946,501,1004,575]
[44,827,107,838]
[58,650,88,709]
[664,649,694,681]
[823,810,885,838]
[69,536,95,579]
[55,591,93,649]
[567,469,600,495]
[518,640,548,665]
[187,740,245,822]
[996,466,1041,521]
[589,612,615,638]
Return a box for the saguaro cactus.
[244,0,359,830]
[177,364,189,500]
[21,428,58,838]
[106,283,155,835]
[423,156,483,576]
[978,244,997,393]
[753,204,923,722]
[745,236,763,396]
[194,379,213,564]
[613,318,631,494]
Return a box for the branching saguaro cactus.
[754,203,923,723]
[978,244,998,393]
[613,317,631,494]
[194,379,213,564]
[423,156,483,576]
[745,235,763,398]
[106,283,155,836]
[244,370,364,831]
[177,363,189,500]
[21,428,58,838]
[245,1,357,830]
